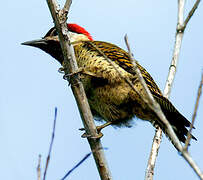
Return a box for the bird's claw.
[62,68,84,81]
[79,126,104,139]
[79,127,85,131]
[58,67,65,74]
[81,132,104,139]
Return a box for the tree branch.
[46,1,112,180]
[124,35,182,151]
[61,152,92,180]
[37,154,41,180]
[183,0,201,30]
[164,0,185,98]
[87,31,203,180]
[90,34,203,179]
[43,107,57,180]
[89,36,181,152]
[125,34,203,180]
[184,72,203,150]
[145,0,202,179]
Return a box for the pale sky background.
[1,0,203,180]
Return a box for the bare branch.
[164,0,185,97]
[184,72,203,150]
[61,152,91,180]
[145,127,162,179]
[124,35,182,150]
[46,1,112,180]
[125,34,203,180]
[89,36,191,178]
[90,34,182,150]
[37,154,41,180]
[146,0,202,179]
[63,0,72,13]
[43,107,58,180]
[182,151,203,179]
[183,0,201,30]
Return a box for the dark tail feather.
[164,109,197,143]
[153,94,197,144]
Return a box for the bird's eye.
[52,29,58,36]
[44,27,58,37]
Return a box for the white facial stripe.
[68,32,90,43]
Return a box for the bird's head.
[22,23,93,64]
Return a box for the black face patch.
[44,27,58,38]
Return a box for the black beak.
[21,38,63,64]
[21,39,48,48]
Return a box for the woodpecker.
[22,23,196,146]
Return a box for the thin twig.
[37,154,41,180]
[125,34,203,179]
[46,1,112,180]
[89,36,184,178]
[145,0,202,179]
[182,151,203,179]
[61,148,108,180]
[125,35,203,179]
[61,152,91,180]
[43,107,58,180]
[184,72,203,150]
[90,35,182,151]
[124,35,182,150]
[146,1,182,178]
[183,0,201,29]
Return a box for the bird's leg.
[80,121,113,139]
[96,121,113,132]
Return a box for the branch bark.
[46,1,112,180]
[145,0,202,179]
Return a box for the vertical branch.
[145,127,162,180]
[145,0,202,179]
[164,0,185,97]
[46,1,112,180]
[123,33,201,180]
[145,0,185,172]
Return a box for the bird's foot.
[79,127,103,139]
[63,68,82,82]
[81,132,104,139]
[79,122,112,139]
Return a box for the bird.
[22,23,196,147]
